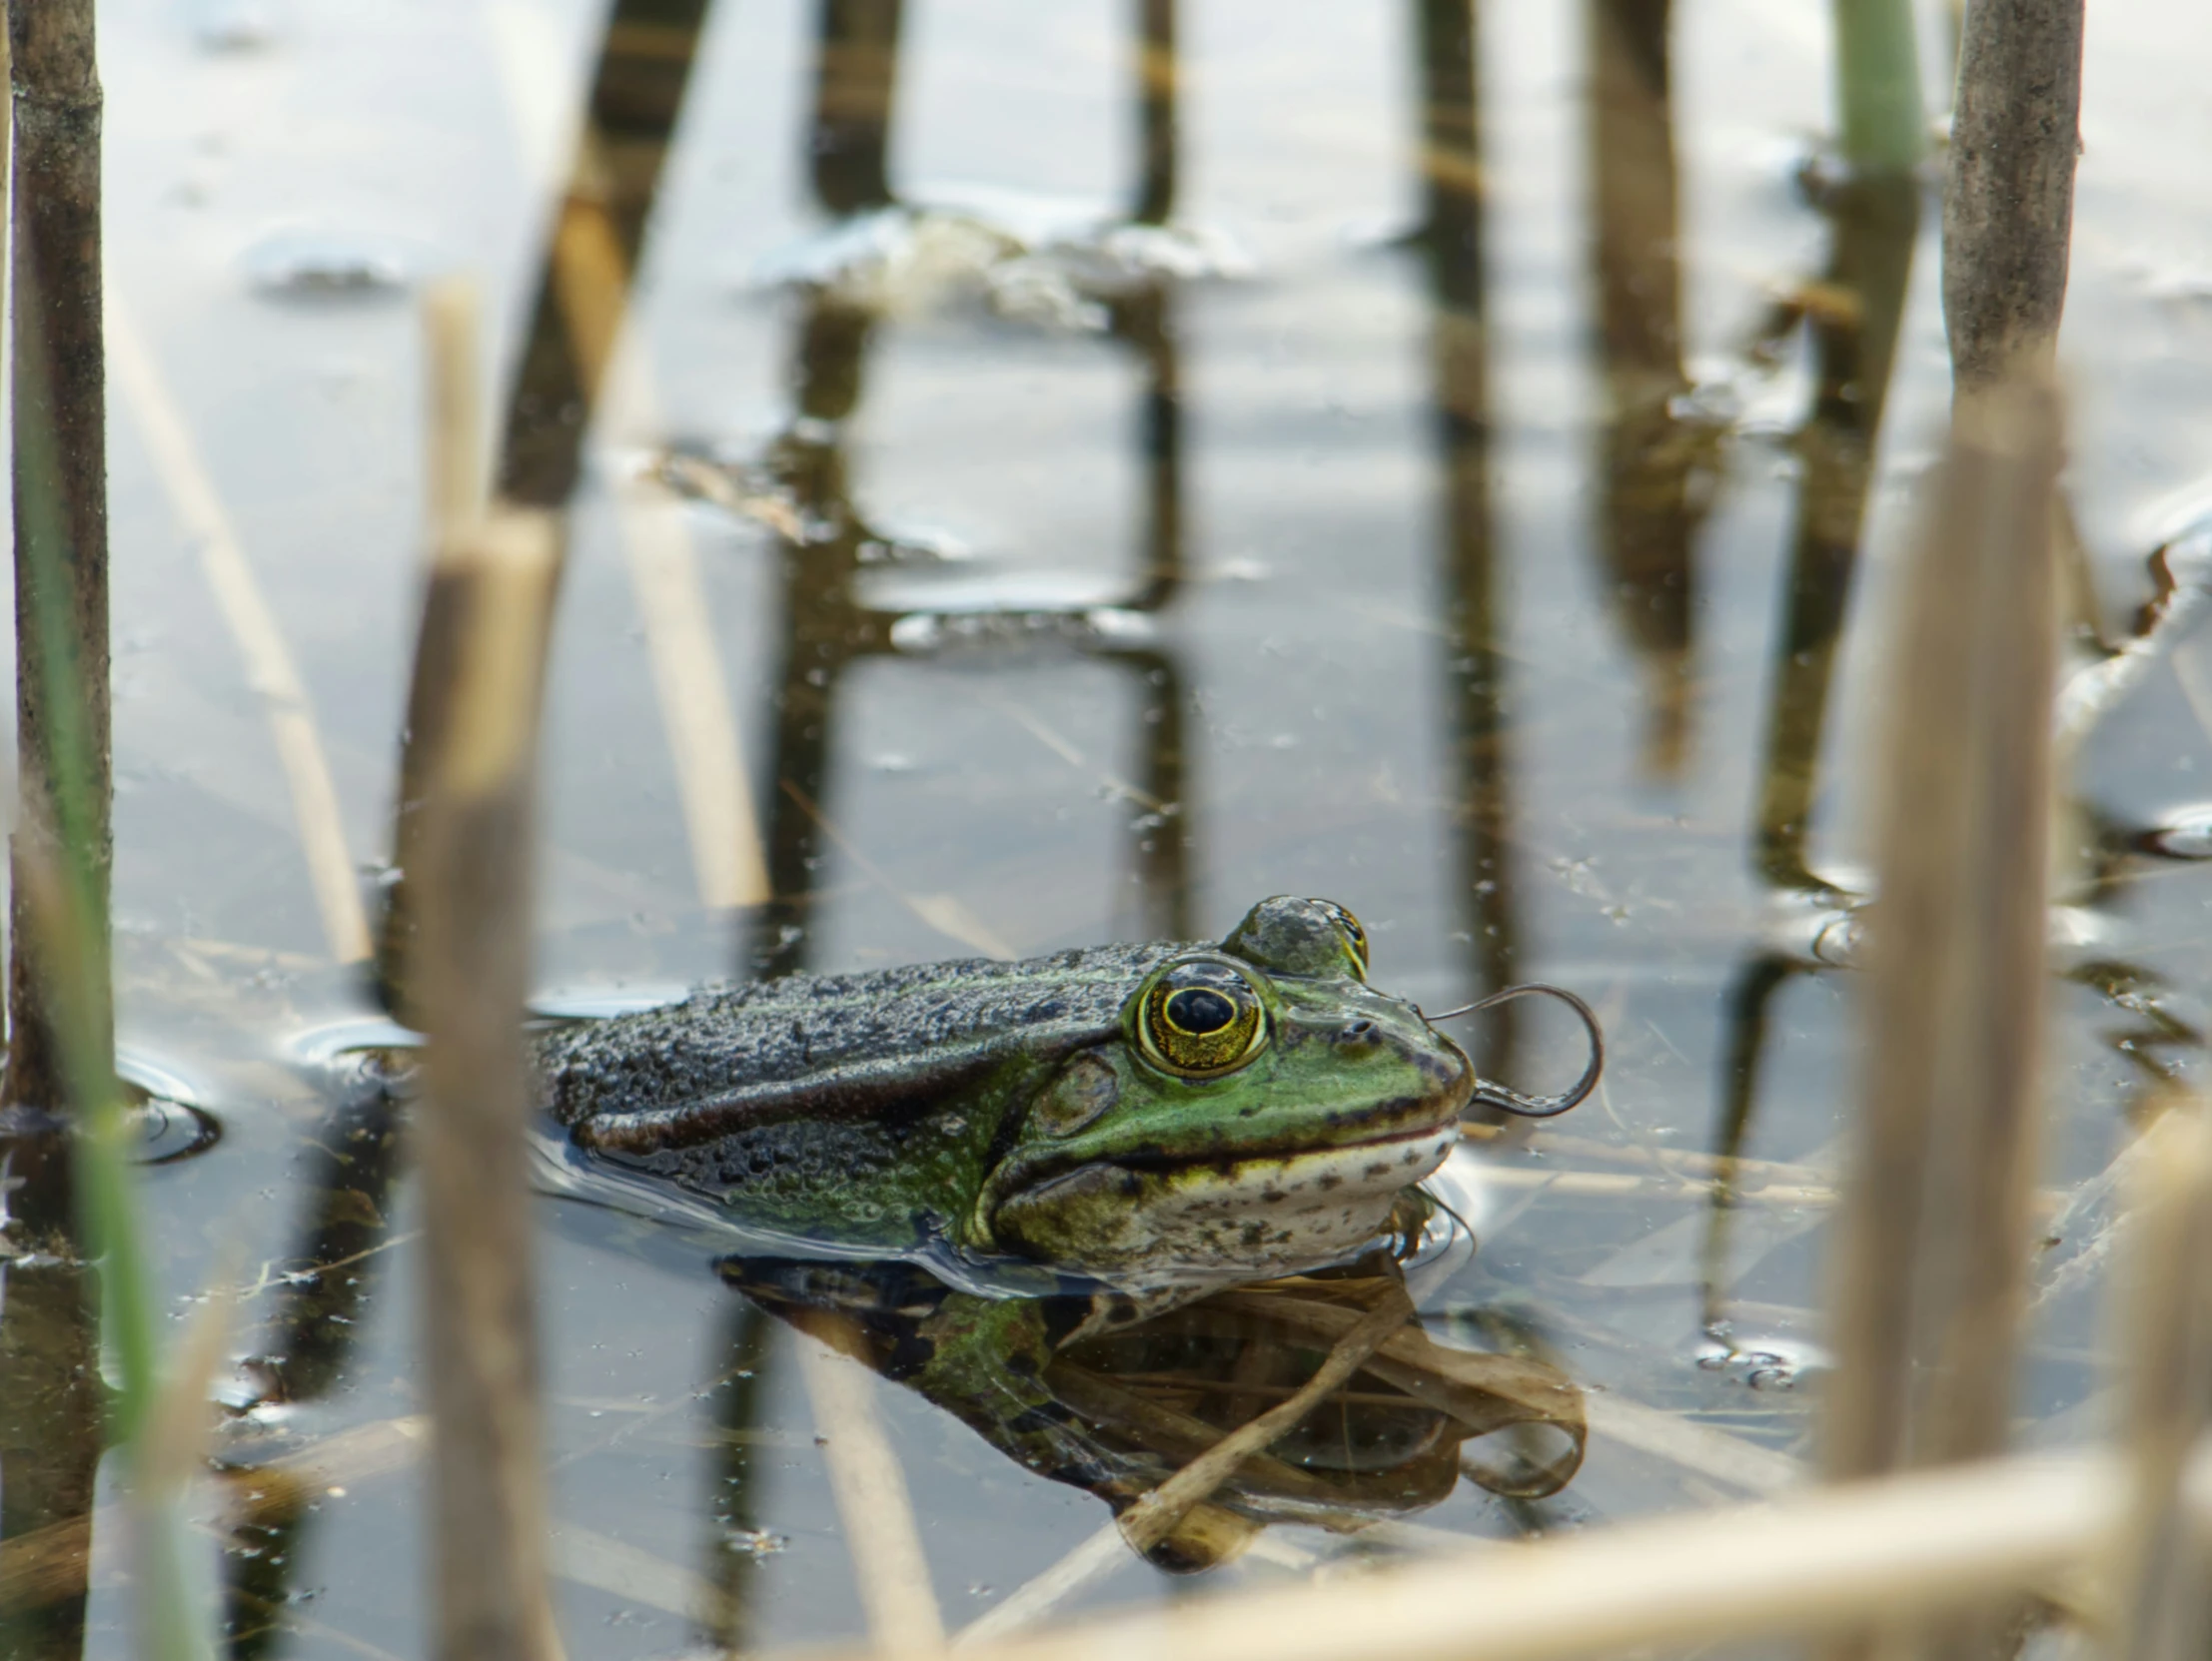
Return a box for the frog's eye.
[1136,959,1269,1079]
[1315,901,1370,981]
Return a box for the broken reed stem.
[5,0,111,1136]
[1943,0,2084,396]
[1825,379,2061,1489]
[412,289,560,1661]
[1832,0,1924,176]
[2111,1100,2212,1661]
[378,279,492,1024]
[796,1335,948,1655]
[815,1444,2172,1661]
[1118,1283,1414,1555]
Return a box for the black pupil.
[1167,987,1237,1035]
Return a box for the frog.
[537,895,1599,1290]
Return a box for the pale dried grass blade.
[1117,1283,1413,1555]
[105,294,373,964]
[1582,1393,1803,1494]
[139,1256,239,1497]
[954,1527,1126,1648]
[2112,1097,2212,1661]
[797,1333,947,1654]
[547,1520,731,1628]
[423,279,488,551]
[809,1446,2152,1661]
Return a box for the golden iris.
[1136,958,1268,1078]
[1315,900,1369,980]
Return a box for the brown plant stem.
[4,0,111,1146]
[412,287,561,1661]
[1944,0,2084,397]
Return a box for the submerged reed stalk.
[411,283,561,1661]
[1944,0,2085,395]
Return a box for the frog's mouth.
[977,1110,1466,1283]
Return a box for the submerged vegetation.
[18,0,2212,1657]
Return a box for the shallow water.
[10,0,2212,1653]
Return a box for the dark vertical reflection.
[810,0,905,215]
[0,1246,101,1657]
[751,0,1196,974]
[220,1067,407,1654]
[1587,0,1714,780]
[1752,176,1918,893]
[1111,277,1192,942]
[499,0,716,508]
[749,297,891,981]
[1413,0,1518,1079]
[379,0,714,1019]
[233,1069,406,1411]
[1705,175,1917,1327]
[1699,953,1801,1331]
[1131,0,1177,227]
[700,1299,776,1653]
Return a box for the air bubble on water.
[1692,1332,1829,1391]
[2143,804,2212,860]
[726,1528,789,1558]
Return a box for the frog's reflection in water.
[720,1247,1587,1573]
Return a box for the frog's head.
[972,897,1473,1286]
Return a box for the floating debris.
[242,229,425,299]
[749,187,1252,332]
[191,0,281,52]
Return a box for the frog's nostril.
[1340,1019,1379,1046]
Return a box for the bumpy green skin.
[537,898,1474,1286]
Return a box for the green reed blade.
[1835,0,1926,175]
[13,260,217,1661]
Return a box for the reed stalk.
[7,7,224,1651]
[1826,381,2060,1478]
[1943,0,2084,396]
[12,269,216,1661]
[1820,379,2061,1661]
[1832,0,1924,176]
[411,281,561,1661]
[2111,1100,2212,1661]
[5,0,110,1149]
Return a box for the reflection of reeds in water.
[1413,0,1522,1090]
[1586,0,1714,782]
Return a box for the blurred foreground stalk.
[5,5,222,1657]
[1824,380,2061,1658]
[412,280,561,1661]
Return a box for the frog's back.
[537,941,1182,1128]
